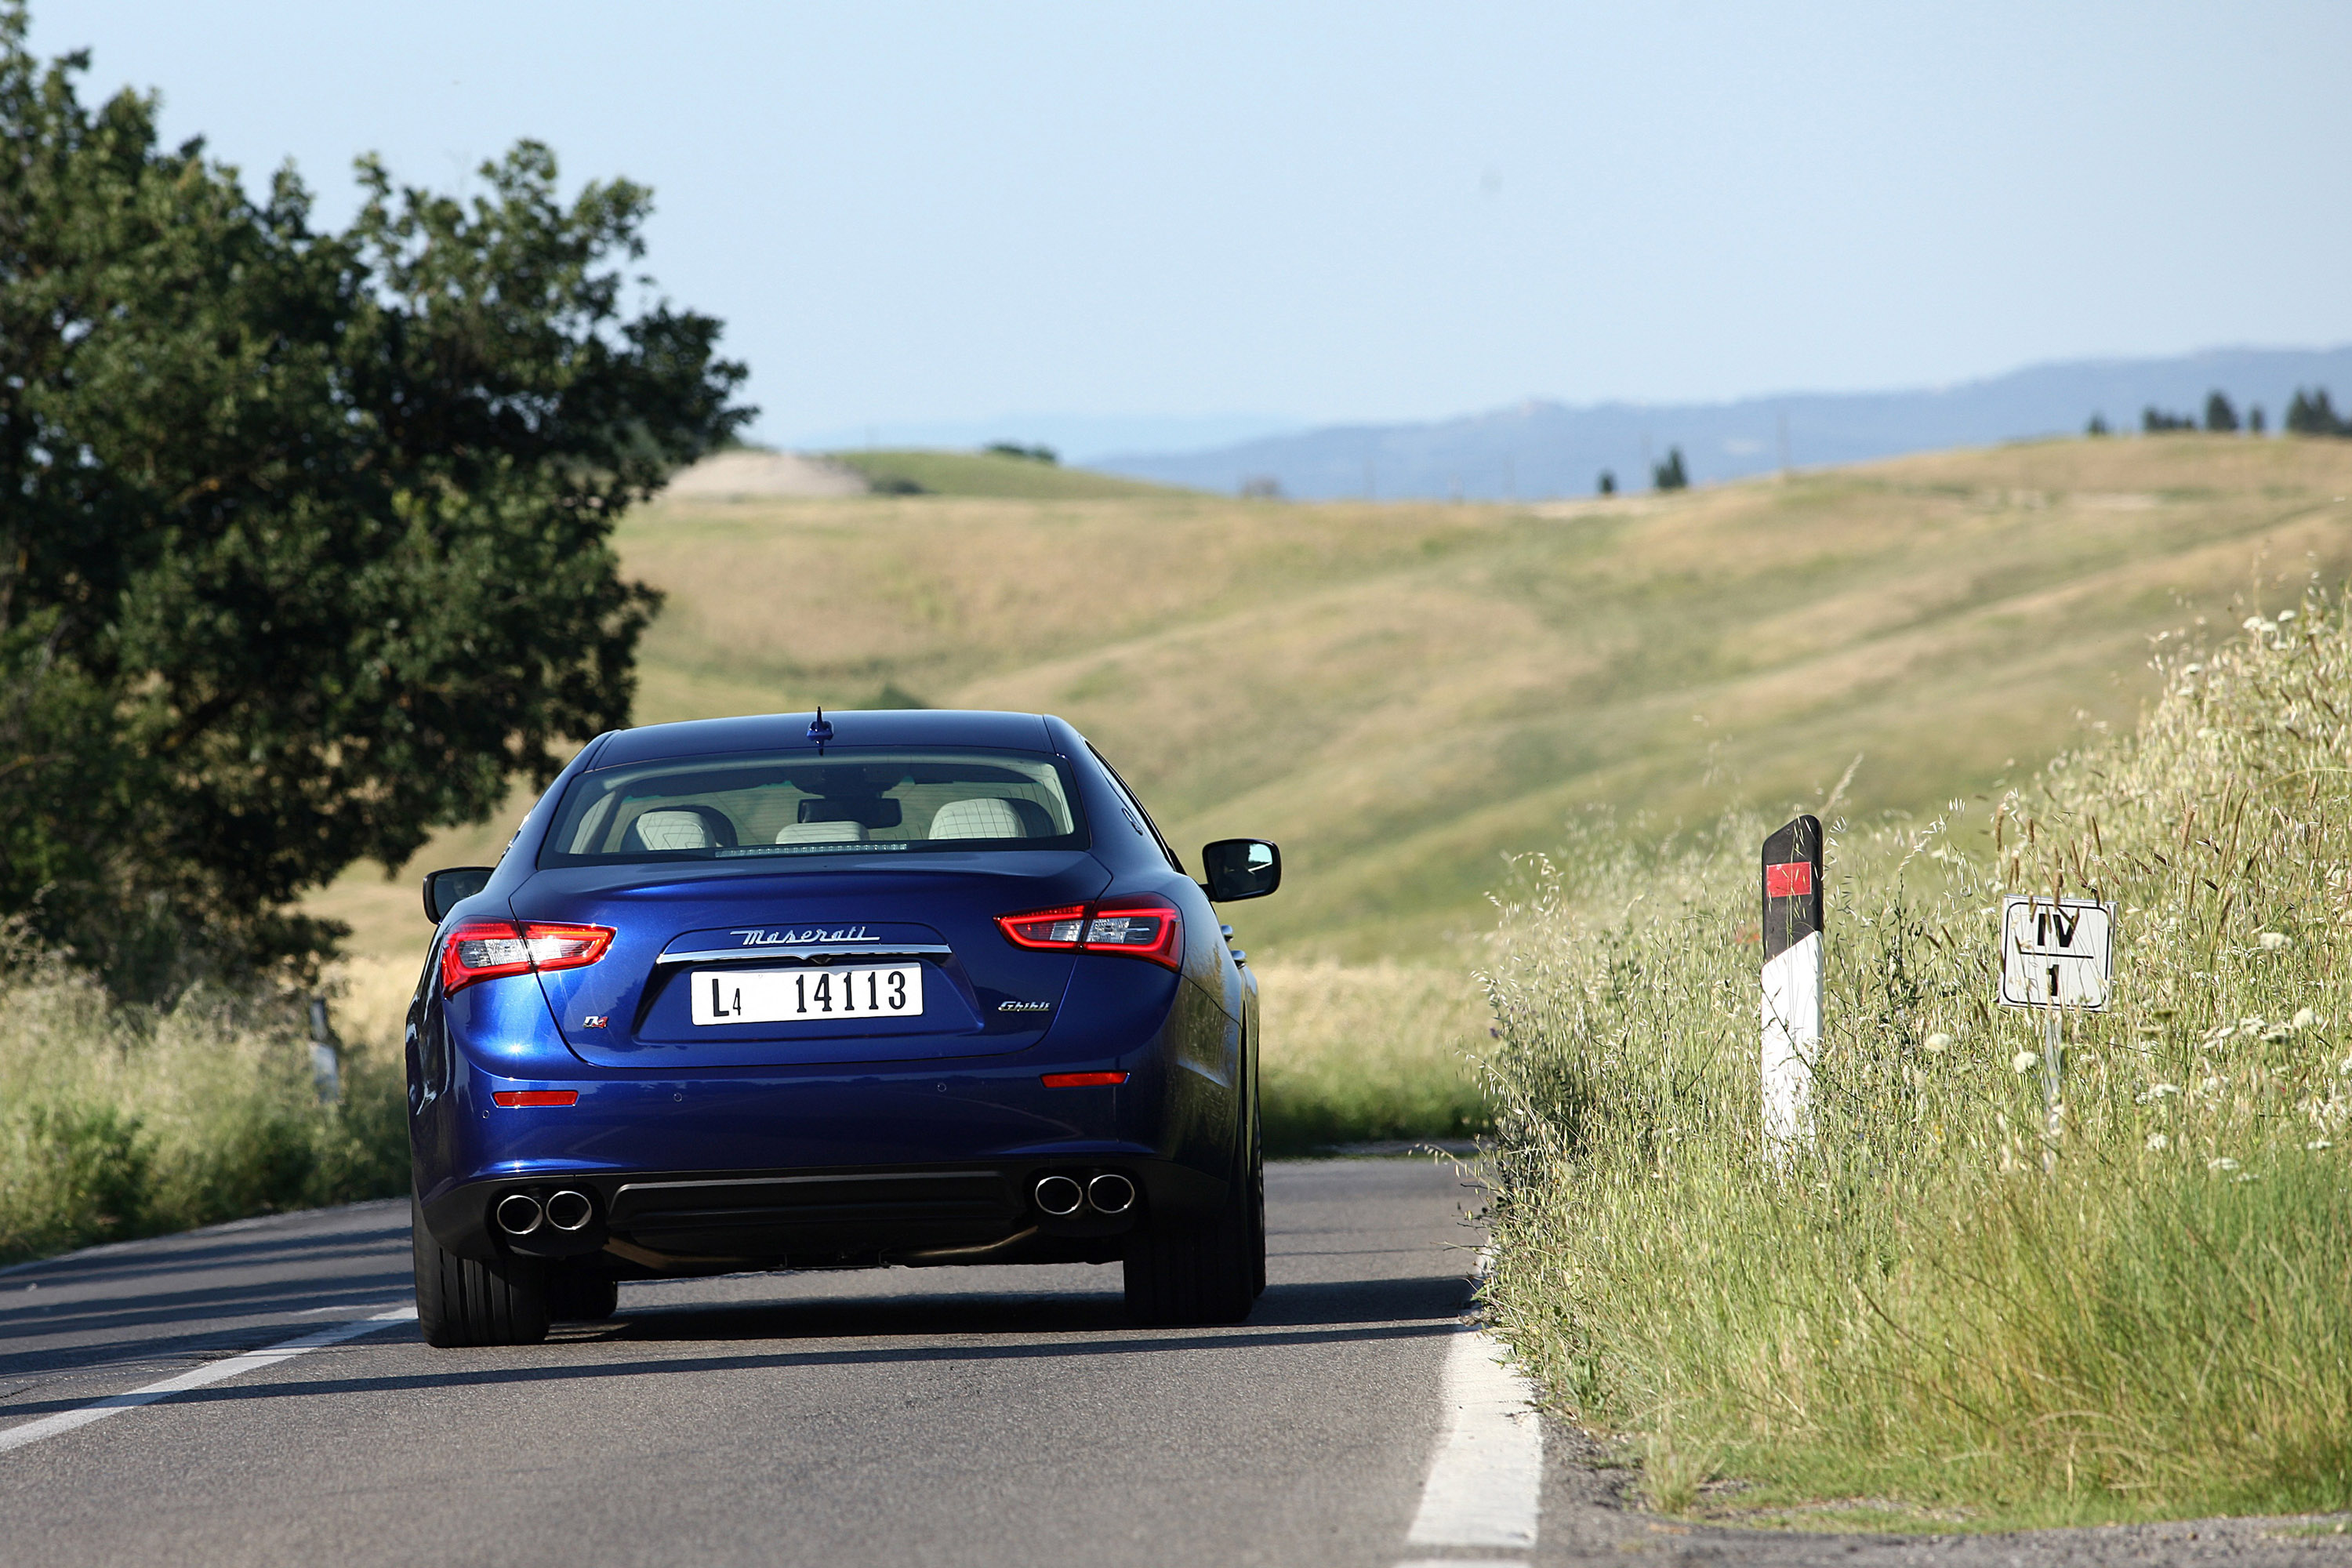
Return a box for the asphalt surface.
[0,1159,2343,1568]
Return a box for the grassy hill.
[309,434,2352,964]
[828,448,1185,499]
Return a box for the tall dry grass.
[1479,593,2352,1524]
[0,959,410,1264]
[1251,960,1490,1153]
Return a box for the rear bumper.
[419,1154,1226,1272]
[412,1040,1239,1268]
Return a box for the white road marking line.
[1405,1325,1543,1550]
[0,1305,416,1455]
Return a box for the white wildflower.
[2292,1007,2321,1031]
[2258,931,2292,951]
[2146,1133,2169,1151]
[2135,1083,2181,1103]
[2200,1075,2225,1095]
[2308,1139,2333,1152]
[2209,1156,2241,1172]
[1923,1032,1954,1054]
[2012,1050,2039,1075]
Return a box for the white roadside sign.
[1998,895,2115,1011]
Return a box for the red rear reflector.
[1764,861,1814,898]
[1040,1072,1129,1088]
[441,919,615,994]
[491,1090,579,1108]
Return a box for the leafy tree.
[2142,406,2196,433]
[2204,390,2238,432]
[2085,412,2110,437]
[1596,470,1616,495]
[1653,447,1688,492]
[984,441,1058,464]
[0,6,749,993]
[2286,387,2349,436]
[2249,404,2267,434]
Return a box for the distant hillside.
[307,434,2352,964]
[829,448,1184,499]
[1098,346,2352,499]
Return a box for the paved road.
[0,1159,1490,1568]
[0,1160,2341,1568]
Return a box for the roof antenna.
[807,706,833,750]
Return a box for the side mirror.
[1200,839,1281,902]
[421,866,495,924]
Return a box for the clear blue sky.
[30,1,2352,451]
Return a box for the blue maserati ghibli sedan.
[405,709,1281,1346]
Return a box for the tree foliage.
[2286,387,2349,437]
[0,6,749,992]
[1651,446,1687,492]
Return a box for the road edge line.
[0,1304,416,1456]
[1404,1322,1544,1549]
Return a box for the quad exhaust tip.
[1033,1171,1137,1218]
[493,1192,544,1236]
[545,1189,595,1232]
[1033,1174,1084,1217]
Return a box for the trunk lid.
[516,852,1109,1069]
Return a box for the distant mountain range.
[1092,347,2352,501]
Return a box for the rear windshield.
[537,746,1087,866]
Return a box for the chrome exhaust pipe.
[1087,1173,1136,1215]
[544,1189,595,1232]
[494,1192,544,1236]
[1033,1174,1083,1217]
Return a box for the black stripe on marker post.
[1760,815,1823,961]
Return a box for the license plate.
[690,964,925,1025]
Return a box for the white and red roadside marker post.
[1760,815,1824,1154]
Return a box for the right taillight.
[996,898,1182,971]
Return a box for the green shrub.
[1479,595,2352,1524]
[0,965,408,1264]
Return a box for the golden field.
[311,434,2352,971]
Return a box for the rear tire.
[1123,1129,1263,1327]
[413,1194,551,1348]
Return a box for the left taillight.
[440,919,615,995]
[995,898,1182,971]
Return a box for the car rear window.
[538,746,1087,866]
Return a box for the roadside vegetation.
[1479,596,2352,1526]
[1254,960,1489,1154]
[0,955,408,1265]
